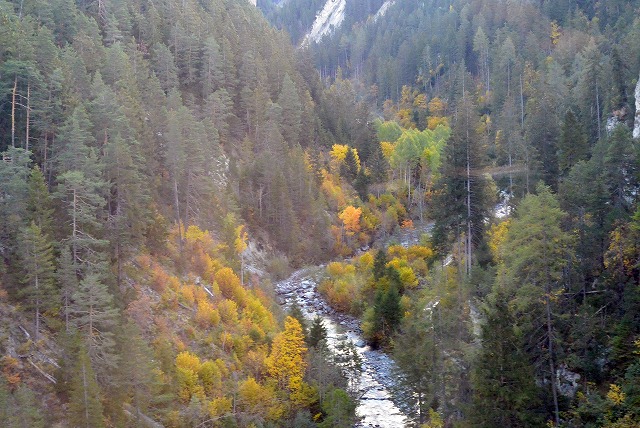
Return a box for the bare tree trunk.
[596,77,601,141]
[547,294,560,426]
[34,269,40,341]
[12,75,18,147]
[173,177,183,253]
[82,358,90,428]
[73,188,78,267]
[25,82,30,151]
[520,74,525,130]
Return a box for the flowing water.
[274,224,436,426]
[275,268,409,427]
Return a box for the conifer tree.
[340,148,359,181]
[499,183,574,425]
[308,316,328,349]
[433,96,491,271]
[115,321,158,419]
[70,270,119,379]
[393,313,439,425]
[19,222,56,340]
[266,316,307,392]
[558,110,589,176]
[200,36,224,99]
[26,166,54,237]
[278,73,302,145]
[372,249,388,281]
[288,300,308,339]
[57,248,78,332]
[471,291,541,427]
[68,347,105,428]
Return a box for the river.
[275,267,409,427]
[274,223,435,427]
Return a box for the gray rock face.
[557,364,581,398]
[634,74,640,139]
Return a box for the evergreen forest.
[1,0,640,427]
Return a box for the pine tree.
[57,248,78,332]
[68,347,105,428]
[114,321,158,419]
[18,222,56,340]
[393,313,440,426]
[26,166,54,237]
[200,36,224,99]
[278,73,302,145]
[471,291,541,427]
[151,42,178,94]
[0,381,47,428]
[55,170,108,274]
[0,148,32,271]
[53,105,97,177]
[70,270,120,380]
[557,110,589,176]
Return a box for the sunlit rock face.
[634,73,640,139]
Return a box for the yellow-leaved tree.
[339,206,362,236]
[266,316,309,399]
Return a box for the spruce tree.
[372,249,388,281]
[340,148,359,182]
[278,73,302,145]
[308,316,328,349]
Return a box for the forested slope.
[2,0,640,427]
[258,0,640,426]
[0,0,391,425]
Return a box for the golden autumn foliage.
[330,144,350,163]
[208,397,232,419]
[216,267,247,307]
[266,317,307,393]
[320,169,347,210]
[217,299,239,324]
[551,21,562,45]
[380,141,396,159]
[427,116,450,130]
[237,377,285,421]
[488,220,511,262]
[175,351,205,402]
[195,300,220,327]
[339,206,362,236]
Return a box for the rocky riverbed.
[275,267,408,428]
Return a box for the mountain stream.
[274,224,434,427]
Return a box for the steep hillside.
[0,0,383,425]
